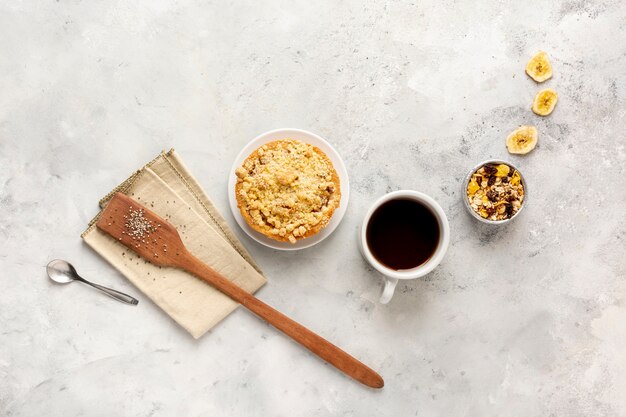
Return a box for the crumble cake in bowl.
[228,129,349,250]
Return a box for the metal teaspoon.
[46,259,138,305]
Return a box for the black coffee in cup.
[365,199,440,270]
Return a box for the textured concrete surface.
[1,1,625,416]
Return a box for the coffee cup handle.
[379,277,398,304]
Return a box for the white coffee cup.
[359,190,450,304]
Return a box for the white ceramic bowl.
[228,128,350,250]
[462,159,528,224]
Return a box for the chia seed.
[125,207,157,240]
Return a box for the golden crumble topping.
[235,140,341,243]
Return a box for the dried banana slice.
[532,88,558,116]
[506,126,538,155]
[468,178,480,195]
[510,171,521,186]
[526,51,553,82]
[495,164,510,177]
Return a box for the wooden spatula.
[97,192,384,388]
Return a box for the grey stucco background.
[1,1,625,416]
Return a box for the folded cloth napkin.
[81,149,266,338]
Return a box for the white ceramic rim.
[227,128,350,251]
[360,190,450,280]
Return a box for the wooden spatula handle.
[96,192,383,388]
[181,251,384,389]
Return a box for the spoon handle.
[78,278,139,305]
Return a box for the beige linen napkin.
[81,149,266,338]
